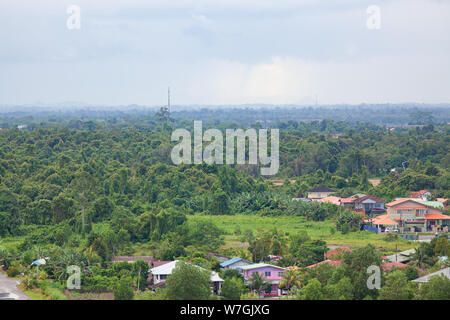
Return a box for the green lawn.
[188,214,417,254]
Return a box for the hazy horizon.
[1,0,450,106]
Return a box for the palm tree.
[411,245,427,269]
[249,272,269,297]
[279,268,301,293]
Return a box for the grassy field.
[188,214,417,254]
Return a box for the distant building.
[412,267,450,283]
[306,186,337,199]
[386,199,449,232]
[220,257,252,270]
[353,195,385,216]
[17,124,27,130]
[410,190,432,201]
[207,252,230,263]
[149,260,223,294]
[306,259,342,269]
[385,249,417,263]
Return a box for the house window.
[278,272,283,277]
[265,271,271,277]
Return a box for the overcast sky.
[0,0,449,106]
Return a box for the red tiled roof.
[382,262,408,271]
[340,197,357,204]
[425,213,450,220]
[410,190,428,198]
[306,260,342,269]
[325,247,352,258]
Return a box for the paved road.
[0,271,31,300]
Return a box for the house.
[382,262,409,271]
[220,257,252,270]
[112,256,170,269]
[292,197,312,203]
[306,259,342,269]
[207,252,230,263]
[364,214,398,232]
[17,124,27,130]
[340,197,357,207]
[306,186,337,199]
[352,195,385,216]
[386,199,449,232]
[410,190,432,201]
[316,196,342,206]
[238,263,286,296]
[149,260,224,294]
[385,248,416,263]
[112,256,170,285]
[412,267,450,283]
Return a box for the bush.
[6,261,21,277]
[114,277,134,300]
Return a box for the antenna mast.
[168,86,171,113]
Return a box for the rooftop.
[353,195,385,203]
[150,260,223,282]
[220,257,252,268]
[306,260,342,268]
[306,186,337,193]
[412,267,450,283]
[238,263,285,271]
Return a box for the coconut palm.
[279,268,302,293]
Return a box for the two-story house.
[238,263,286,296]
[353,195,385,216]
[386,199,449,232]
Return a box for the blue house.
[220,257,253,270]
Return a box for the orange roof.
[316,196,341,205]
[306,260,342,269]
[410,190,428,198]
[340,197,357,204]
[424,213,450,220]
[366,214,398,225]
[386,198,425,207]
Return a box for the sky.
[0,0,449,107]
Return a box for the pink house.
[239,263,286,296]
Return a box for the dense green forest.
[0,108,449,300]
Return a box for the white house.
[149,260,224,294]
[412,267,450,283]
